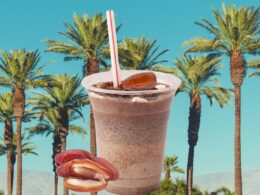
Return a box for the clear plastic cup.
[82,70,181,194]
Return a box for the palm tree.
[0,132,37,194]
[0,49,51,195]
[163,155,184,179]
[28,109,86,195]
[29,74,87,195]
[183,4,260,194]
[155,54,233,195]
[212,187,235,195]
[117,37,168,70]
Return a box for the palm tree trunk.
[165,170,171,180]
[85,58,99,159]
[186,145,194,195]
[54,173,58,195]
[60,135,68,195]
[85,58,99,195]
[4,118,13,195]
[186,94,201,195]
[11,153,15,195]
[13,88,25,195]
[61,136,68,195]
[53,134,61,195]
[58,109,69,195]
[84,58,99,76]
[230,51,244,195]
[15,116,23,195]
[90,106,96,157]
[7,148,12,195]
[234,86,242,195]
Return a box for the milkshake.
[82,70,181,195]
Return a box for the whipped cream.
[155,84,166,89]
[132,97,148,103]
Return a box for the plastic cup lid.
[81,70,181,95]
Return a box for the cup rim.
[81,70,181,95]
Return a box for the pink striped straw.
[106,10,121,89]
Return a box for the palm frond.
[163,155,184,174]
[173,53,232,107]
[203,87,233,107]
[152,65,178,74]
[69,125,86,135]
[184,4,260,58]
[118,37,168,70]
[0,49,50,90]
[29,74,87,138]
[45,13,117,69]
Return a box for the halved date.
[55,150,119,192]
[56,159,111,181]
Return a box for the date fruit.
[121,72,156,90]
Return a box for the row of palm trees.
[183,4,260,195]
[0,3,259,195]
[0,49,53,195]
[0,68,88,195]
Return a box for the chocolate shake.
[82,70,181,195]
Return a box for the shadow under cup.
[82,70,181,195]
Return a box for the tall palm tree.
[155,54,233,195]
[28,109,86,195]
[0,132,38,194]
[0,49,51,195]
[29,74,87,195]
[163,155,184,179]
[117,37,169,70]
[183,4,260,194]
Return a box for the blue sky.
[0,0,260,176]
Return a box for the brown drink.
[82,70,180,195]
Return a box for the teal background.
[0,0,259,176]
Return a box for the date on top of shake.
[121,72,156,90]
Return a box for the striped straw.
[106,10,121,89]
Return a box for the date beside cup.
[55,150,119,192]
